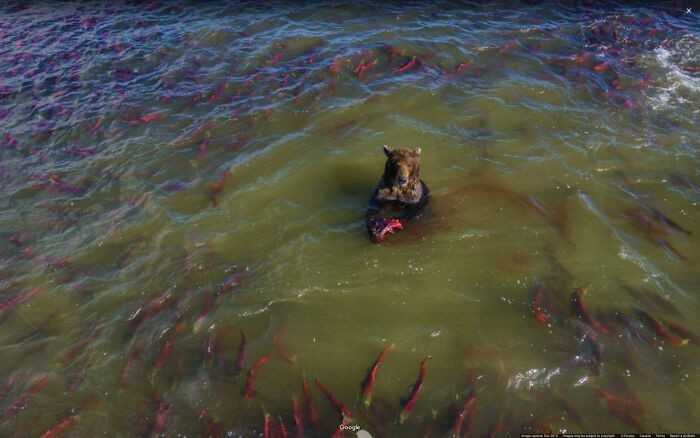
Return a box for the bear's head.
[378,144,422,204]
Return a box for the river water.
[1,2,699,437]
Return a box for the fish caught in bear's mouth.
[367,217,404,243]
[365,144,429,243]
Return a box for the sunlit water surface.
[1,1,699,436]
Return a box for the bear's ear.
[383,144,393,157]
[414,147,422,155]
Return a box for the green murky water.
[1,2,699,436]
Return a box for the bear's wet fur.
[366,145,430,241]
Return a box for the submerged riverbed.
[1,1,699,436]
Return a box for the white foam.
[648,39,700,110]
[506,367,562,391]
[655,46,700,92]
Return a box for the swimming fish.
[451,389,477,438]
[399,357,429,424]
[315,378,352,420]
[571,288,609,334]
[531,285,550,325]
[234,331,248,374]
[635,309,688,347]
[395,56,420,73]
[243,355,269,399]
[360,344,393,407]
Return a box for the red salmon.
[315,378,352,420]
[243,355,269,399]
[451,389,477,438]
[360,344,393,407]
[40,414,79,438]
[399,357,429,424]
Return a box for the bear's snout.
[394,164,412,187]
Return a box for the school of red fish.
[1,3,699,437]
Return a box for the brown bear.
[366,145,430,242]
